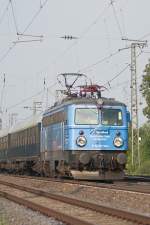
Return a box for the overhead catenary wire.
[21,0,131,80]
[139,32,150,40]
[0,0,8,12]
[17,33,44,38]
[4,48,145,121]
[78,49,121,73]
[76,0,129,74]
[120,7,126,38]
[13,39,42,44]
[0,0,49,65]
[110,79,130,90]
[79,2,112,39]
[108,79,131,106]
[104,63,130,87]
[0,43,16,64]
[1,0,149,129]
[142,51,150,54]
[7,90,43,111]
[32,2,113,76]
[7,81,57,111]
[110,0,123,38]
[18,111,43,123]
[22,0,49,35]
[0,0,11,26]
[10,0,19,35]
[103,18,112,55]
[52,1,112,64]
[0,74,6,113]
[40,1,127,77]
[104,46,144,88]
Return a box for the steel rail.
[0,191,92,225]
[125,175,150,182]
[2,174,150,194]
[0,180,150,225]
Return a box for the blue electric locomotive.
[0,73,130,180]
[40,73,130,179]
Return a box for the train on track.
[0,73,130,180]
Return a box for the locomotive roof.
[44,97,126,115]
[61,97,126,106]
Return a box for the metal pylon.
[120,38,147,168]
[130,42,146,167]
[131,43,139,167]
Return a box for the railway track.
[2,173,150,194]
[125,175,150,182]
[0,180,150,225]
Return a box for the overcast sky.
[0,0,150,127]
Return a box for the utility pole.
[24,101,42,115]
[33,101,42,115]
[9,113,18,127]
[131,43,139,167]
[122,38,147,168]
[0,118,2,130]
[130,40,147,168]
[0,74,6,130]
[0,107,2,130]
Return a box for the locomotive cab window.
[101,109,123,126]
[75,108,99,125]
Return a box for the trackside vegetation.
[0,215,7,225]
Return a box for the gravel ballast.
[0,197,65,225]
[0,175,150,218]
[1,175,149,216]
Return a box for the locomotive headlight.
[113,137,123,147]
[76,136,87,147]
[97,98,103,105]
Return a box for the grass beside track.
[0,201,8,225]
[0,216,7,225]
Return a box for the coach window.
[75,108,99,125]
[101,109,123,126]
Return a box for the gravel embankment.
[5,177,150,216]
[0,175,150,217]
[0,197,65,225]
[2,176,149,216]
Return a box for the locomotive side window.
[75,108,98,125]
[101,109,123,126]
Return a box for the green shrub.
[135,160,150,175]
